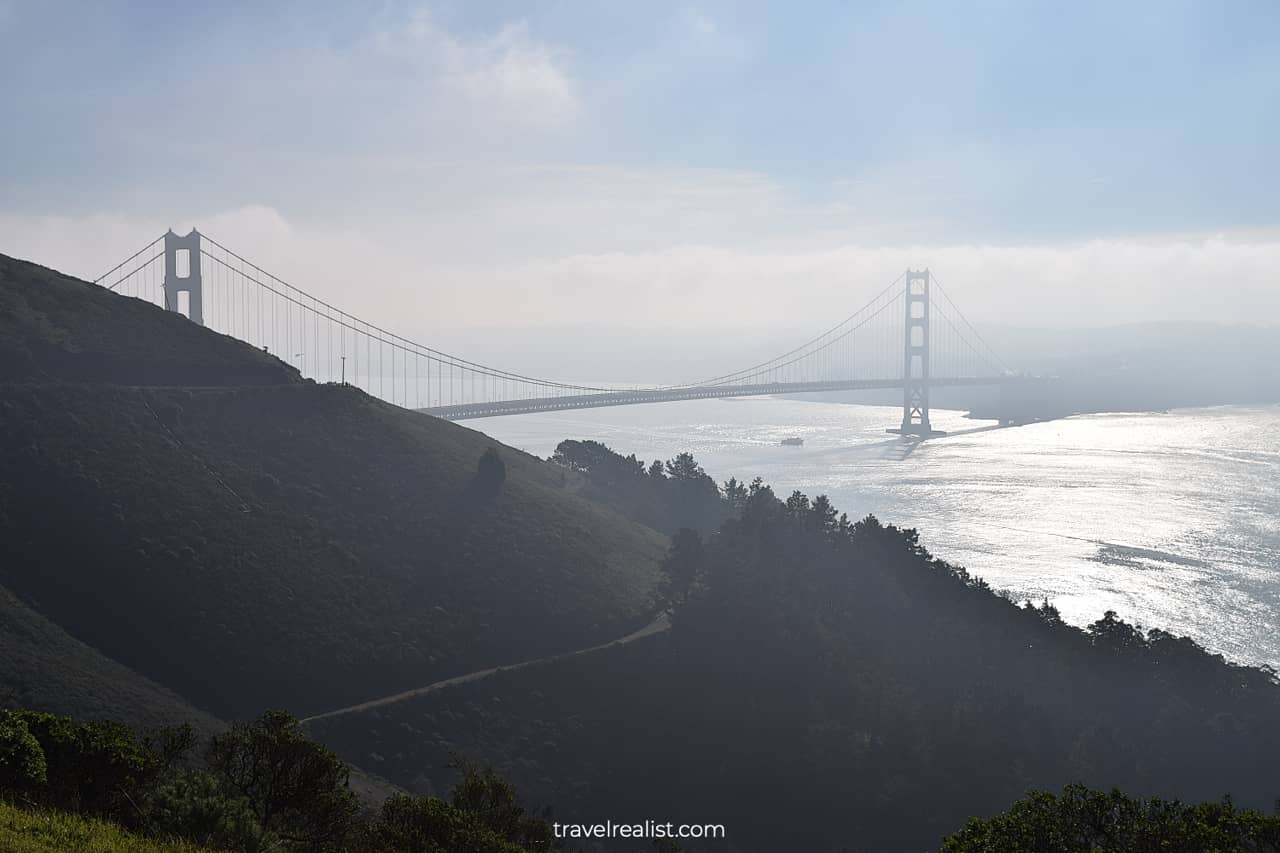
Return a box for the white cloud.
[483,234,1280,331]
[125,5,584,170]
[371,8,581,130]
[5,189,1278,366]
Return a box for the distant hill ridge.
[0,252,298,385]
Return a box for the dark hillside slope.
[0,379,667,720]
[0,253,667,719]
[0,252,297,385]
[0,585,220,734]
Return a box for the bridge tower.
[162,229,204,326]
[889,269,944,437]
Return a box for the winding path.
[301,611,671,725]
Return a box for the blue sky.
[2,1,1278,330]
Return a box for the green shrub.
[364,795,527,853]
[11,711,157,820]
[940,784,1280,852]
[207,710,358,851]
[361,763,553,853]
[142,769,268,853]
[0,711,47,796]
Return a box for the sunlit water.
[477,400,1280,671]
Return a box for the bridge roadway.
[420,377,1006,420]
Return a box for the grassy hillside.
[0,252,667,720]
[0,252,297,385]
[0,586,220,734]
[0,801,221,853]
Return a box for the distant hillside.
[991,321,1280,412]
[0,252,667,721]
[0,586,219,734]
[791,321,1280,419]
[0,253,297,385]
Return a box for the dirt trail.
[301,611,671,724]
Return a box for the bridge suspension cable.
[95,232,1010,418]
[930,273,1009,376]
[678,273,907,389]
[95,234,164,289]
[198,235,620,394]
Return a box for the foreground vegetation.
[8,705,1277,853]
[941,784,1280,852]
[0,800,220,853]
[0,707,557,852]
[6,699,1279,853]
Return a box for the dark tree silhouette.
[663,528,705,607]
[476,447,507,494]
[207,710,358,850]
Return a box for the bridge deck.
[420,377,1005,420]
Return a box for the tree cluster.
[551,440,730,535]
[0,707,556,853]
[940,784,1280,852]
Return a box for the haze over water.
[480,400,1280,671]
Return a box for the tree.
[365,795,525,853]
[785,490,810,516]
[0,711,46,797]
[476,447,506,493]
[449,761,553,850]
[551,439,644,481]
[664,452,706,482]
[722,477,748,511]
[143,722,198,769]
[143,768,269,853]
[1088,610,1148,657]
[13,711,157,819]
[551,440,592,472]
[207,710,358,851]
[364,761,553,853]
[663,528,705,606]
[809,495,838,534]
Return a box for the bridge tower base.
[163,229,204,326]
[887,269,946,438]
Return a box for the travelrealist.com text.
[553,820,726,840]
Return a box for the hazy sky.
[2,1,1278,336]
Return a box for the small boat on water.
[780,436,804,447]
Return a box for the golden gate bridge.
[96,229,1027,436]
